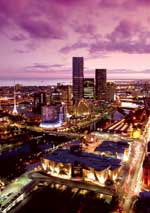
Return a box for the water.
[0,79,145,87]
[0,134,71,180]
[0,79,72,86]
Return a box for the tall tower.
[12,84,18,115]
[95,69,107,100]
[72,57,84,104]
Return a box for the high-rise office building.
[51,88,61,104]
[57,84,73,113]
[95,69,107,100]
[33,92,47,114]
[106,82,116,102]
[72,57,84,104]
[84,78,94,99]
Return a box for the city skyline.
[1,0,150,80]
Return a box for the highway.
[121,141,145,212]
[119,117,150,212]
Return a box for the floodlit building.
[41,133,131,186]
[41,147,121,185]
[40,103,66,129]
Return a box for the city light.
[0,54,149,213]
[40,121,62,129]
[132,129,141,139]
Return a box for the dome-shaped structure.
[76,99,91,117]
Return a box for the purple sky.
[1,0,150,80]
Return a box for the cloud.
[99,0,150,8]
[25,63,65,73]
[11,34,27,41]
[15,49,30,54]
[60,41,89,53]
[136,0,150,5]
[19,19,65,39]
[90,19,150,54]
[108,20,140,40]
[0,0,67,40]
[72,22,96,36]
[49,0,93,7]
[109,69,150,74]
[1,0,150,67]
[140,69,150,73]
[59,19,150,55]
[99,0,127,7]
[109,69,131,73]
[1,0,149,44]
[0,13,9,30]
[0,0,25,16]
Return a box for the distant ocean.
[0,79,72,86]
[0,78,145,86]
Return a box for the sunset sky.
[1,0,150,80]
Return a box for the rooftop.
[95,140,129,155]
[43,132,132,173]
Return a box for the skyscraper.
[84,78,94,99]
[95,69,107,100]
[106,82,116,102]
[72,57,84,104]
[33,92,47,114]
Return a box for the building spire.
[12,81,18,115]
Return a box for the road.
[28,172,116,196]
[119,117,150,212]
[0,173,37,213]
[0,169,116,213]
[121,142,145,212]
